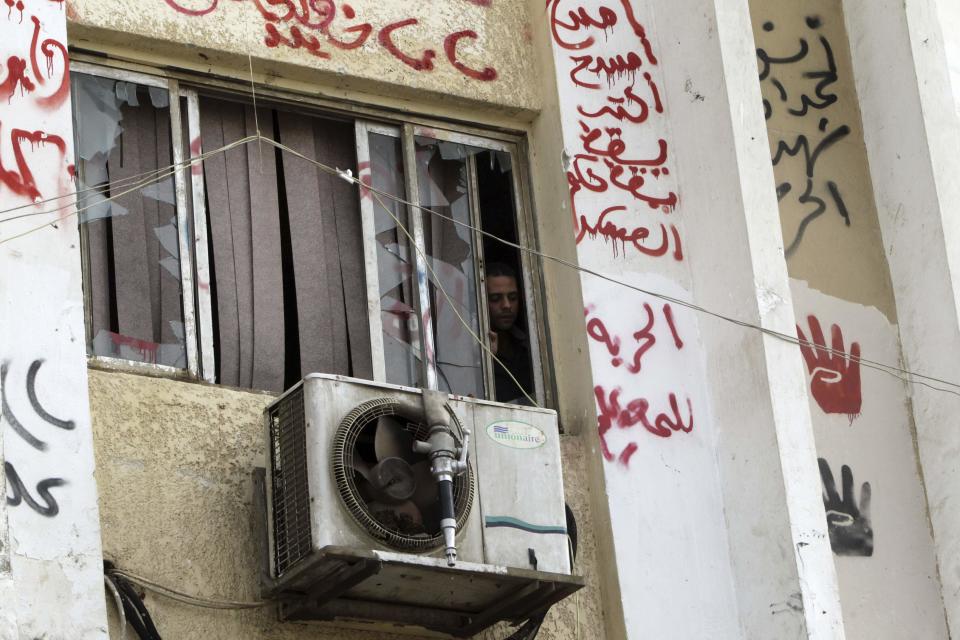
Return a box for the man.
[485,263,534,404]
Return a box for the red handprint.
[796,315,862,416]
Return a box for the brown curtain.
[200,98,371,391]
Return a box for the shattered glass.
[72,73,187,368]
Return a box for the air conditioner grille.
[333,397,475,551]
[268,386,312,577]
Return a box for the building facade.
[1,0,960,638]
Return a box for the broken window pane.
[72,73,186,368]
[416,136,485,398]
[369,132,422,388]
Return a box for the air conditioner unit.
[254,374,584,638]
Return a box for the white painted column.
[936,0,960,117]
[0,427,16,639]
[844,0,960,636]
[546,0,843,637]
[0,2,109,639]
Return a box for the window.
[70,63,547,405]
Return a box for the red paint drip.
[1,56,35,102]
[36,39,69,110]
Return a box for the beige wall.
[67,0,539,117]
[750,0,895,318]
[89,369,605,639]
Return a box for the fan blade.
[368,500,425,533]
[374,417,417,463]
[410,461,439,512]
[352,452,372,481]
[371,457,416,503]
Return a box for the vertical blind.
[198,97,371,391]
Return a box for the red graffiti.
[378,18,435,71]
[797,315,862,417]
[576,206,682,260]
[163,0,220,16]
[264,22,331,58]
[567,153,678,211]
[189,136,203,175]
[584,304,684,375]
[0,56,34,102]
[444,30,497,81]
[596,386,694,462]
[549,0,657,63]
[357,159,371,199]
[109,332,160,364]
[164,1,497,80]
[0,15,69,108]
[325,4,372,49]
[34,38,68,109]
[552,0,681,263]
[662,303,683,349]
[0,124,68,202]
[586,315,621,366]
[576,80,662,124]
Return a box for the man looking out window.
[485,263,533,404]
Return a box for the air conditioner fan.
[332,397,474,553]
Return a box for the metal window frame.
[71,60,550,408]
[353,121,387,383]
[71,63,199,377]
[183,89,216,383]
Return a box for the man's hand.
[488,330,498,355]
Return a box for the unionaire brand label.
[486,420,546,449]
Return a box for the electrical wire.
[104,574,128,640]
[0,135,259,243]
[110,568,268,610]
[263,134,960,398]
[2,131,959,399]
[112,571,265,612]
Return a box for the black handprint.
[818,458,873,556]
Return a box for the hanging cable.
[110,568,268,611]
[269,136,960,398]
[0,135,259,242]
[2,131,959,398]
[104,573,128,640]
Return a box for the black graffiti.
[757,16,851,258]
[772,122,852,256]
[757,16,838,120]
[1,359,76,451]
[818,458,873,557]
[5,462,65,518]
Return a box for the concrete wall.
[89,369,605,640]
[0,2,109,638]
[546,0,842,637]
[67,0,539,116]
[749,0,948,637]
[844,0,960,634]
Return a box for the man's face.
[487,275,520,331]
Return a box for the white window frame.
[72,61,550,407]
